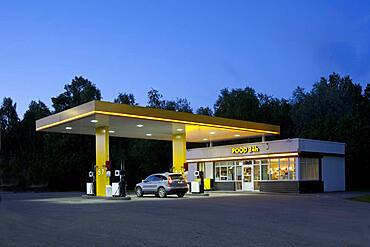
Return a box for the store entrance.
[242,163,253,191]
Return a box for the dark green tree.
[196,107,213,116]
[46,77,100,190]
[291,73,368,189]
[0,97,20,186]
[214,87,293,137]
[114,93,137,105]
[147,88,163,108]
[23,101,51,124]
[147,88,192,112]
[258,94,294,138]
[174,98,192,113]
[51,76,102,112]
[214,87,260,121]
[17,101,51,186]
[0,97,20,155]
[291,73,363,140]
[0,97,19,132]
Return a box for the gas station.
[36,100,345,196]
[36,100,280,196]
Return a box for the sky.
[1,0,370,117]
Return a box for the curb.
[82,195,131,200]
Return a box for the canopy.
[36,100,280,143]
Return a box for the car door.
[151,175,164,192]
[142,175,156,193]
[157,175,167,189]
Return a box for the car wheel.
[177,192,185,198]
[136,186,143,197]
[157,187,167,198]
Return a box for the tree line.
[0,73,369,190]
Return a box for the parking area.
[1,191,370,246]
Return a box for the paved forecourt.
[1,191,370,246]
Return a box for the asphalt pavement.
[0,191,369,247]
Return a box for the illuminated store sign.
[231,145,260,154]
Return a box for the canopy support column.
[172,133,186,174]
[96,126,109,196]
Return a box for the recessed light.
[137,124,144,127]
[210,132,215,135]
[65,126,72,130]
[109,130,115,134]
[176,128,183,132]
[234,134,240,137]
[146,133,152,136]
[203,138,208,141]
[90,119,98,123]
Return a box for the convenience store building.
[186,138,345,193]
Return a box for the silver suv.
[135,173,188,198]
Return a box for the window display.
[269,159,279,180]
[279,158,289,180]
[215,161,237,182]
[214,158,298,182]
[289,158,296,180]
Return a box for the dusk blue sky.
[1,0,370,117]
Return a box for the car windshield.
[169,174,184,181]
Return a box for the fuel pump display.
[86,166,95,196]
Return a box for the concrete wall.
[322,156,346,192]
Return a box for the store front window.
[289,158,296,180]
[279,158,289,179]
[214,158,298,183]
[299,158,319,180]
[253,161,261,190]
[269,159,279,180]
[228,165,235,180]
[220,166,227,180]
[211,156,322,190]
[261,160,269,180]
[215,161,238,182]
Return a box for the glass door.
[235,163,243,191]
[242,162,253,191]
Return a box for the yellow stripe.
[186,152,299,163]
[37,110,280,135]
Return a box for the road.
[0,191,369,246]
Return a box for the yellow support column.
[96,126,109,196]
[172,133,186,174]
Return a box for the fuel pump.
[112,161,129,198]
[87,164,95,196]
[191,170,205,194]
[119,162,127,197]
[199,171,205,194]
